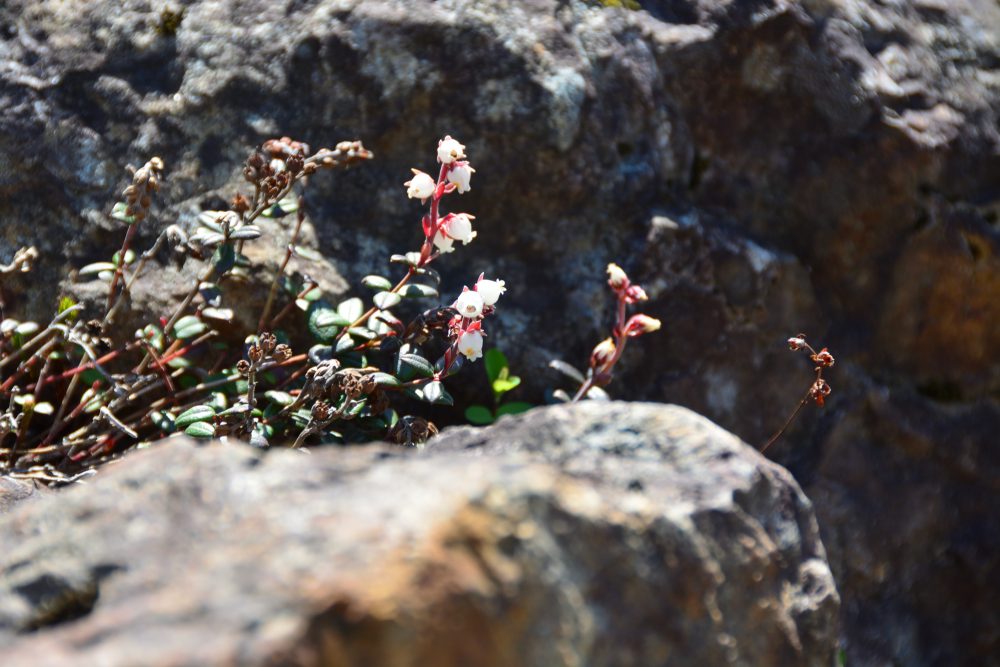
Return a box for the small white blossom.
[443,213,476,245]
[405,169,436,200]
[454,290,484,319]
[432,231,455,253]
[458,329,484,361]
[448,162,475,193]
[437,136,466,164]
[475,277,506,306]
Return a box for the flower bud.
[788,336,807,351]
[624,314,662,337]
[475,277,506,306]
[624,284,648,303]
[448,162,474,193]
[454,290,485,319]
[590,337,617,371]
[437,136,466,164]
[405,169,436,200]
[457,329,484,361]
[607,263,629,289]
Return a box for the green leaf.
[496,402,533,417]
[362,275,393,291]
[175,405,216,429]
[465,405,495,425]
[492,376,522,396]
[347,327,375,340]
[485,348,508,383]
[264,390,295,406]
[184,421,217,438]
[398,283,439,299]
[414,266,441,283]
[33,402,54,416]
[112,249,136,266]
[397,353,435,380]
[335,335,355,354]
[229,225,262,240]
[292,245,323,262]
[79,261,117,276]
[201,307,234,322]
[213,242,236,275]
[57,296,78,318]
[173,315,208,340]
[261,195,298,218]
[373,291,402,310]
[371,372,401,387]
[337,297,364,323]
[307,301,345,342]
[111,201,137,225]
[549,359,586,384]
[198,210,226,232]
[421,381,453,406]
[14,321,39,336]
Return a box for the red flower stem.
[337,165,450,341]
[573,294,630,402]
[760,379,816,453]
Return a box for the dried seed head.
[389,415,438,447]
[311,401,333,420]
[258,332,277,354]
[231,193,250,214]
[236,359,251,376]
[247,344,263,363]
[272,344,292,362]
[812,348,835,368]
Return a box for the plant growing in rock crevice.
[0,134,522,483]
[550,263,661,402]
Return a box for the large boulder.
[0,402,838,666]
[0,0,996,663]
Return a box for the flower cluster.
[571,263,660,400]
[438,274,506,378]
[404,136,477,257]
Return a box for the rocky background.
[0,0,997,665]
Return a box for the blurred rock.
[0,403,838,666]
[0,0,997,663]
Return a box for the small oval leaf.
[362,275,393,291]
[398,284,439,299]
[465,405,495,425]
[229,225,262,240]
[175,405,216,429]
[373,291,402,310]
[184,421,217,438]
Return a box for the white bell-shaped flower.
[405,169,436,200]
[437,136,466,164]
[475,277,506,306]
[458,329,484,361]
[454,290,485,319]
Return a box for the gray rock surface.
[0,0,997,664]
[0,402,839,666]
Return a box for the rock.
[0,402,839,666]
[0,0,997,664]
[0,477,46,514]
